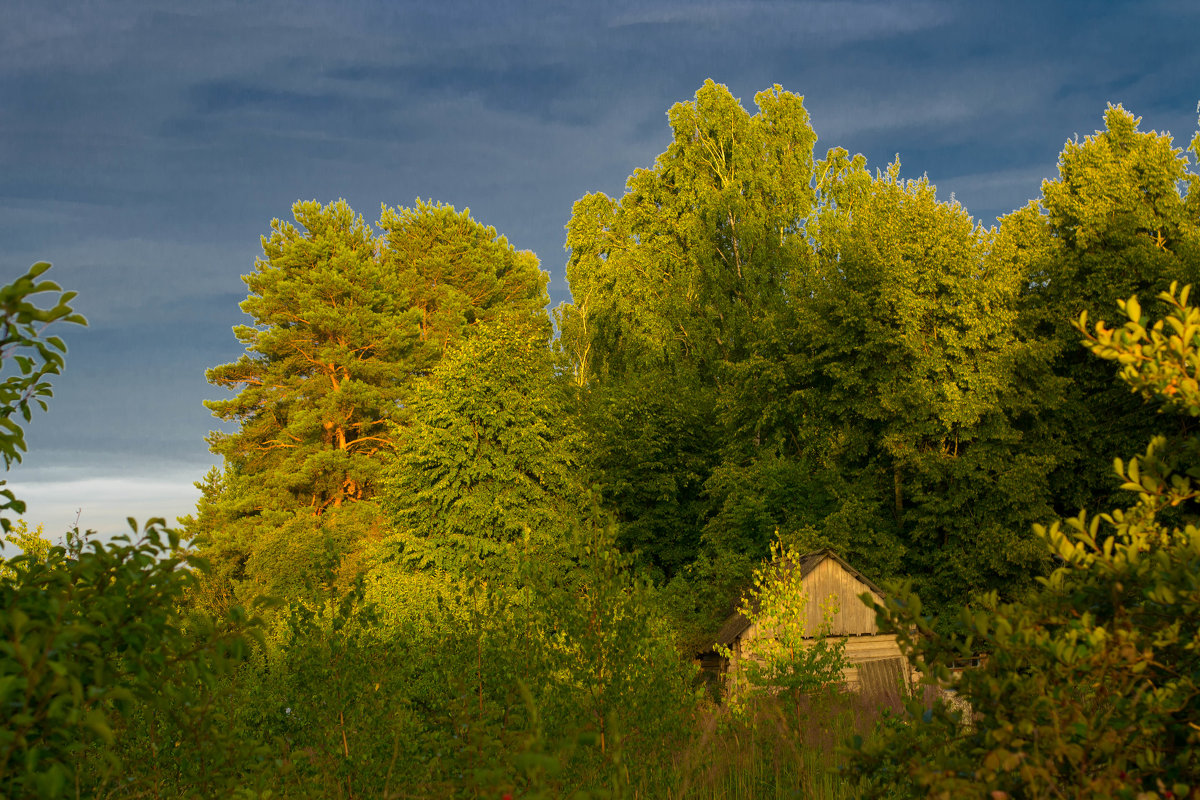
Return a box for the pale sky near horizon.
[2,0,1198,538]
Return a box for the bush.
[848,286,1200,799]
[0,521,259,799]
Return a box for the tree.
[1007,105,1200,517]
[560,83,1052,609]
[380,318,582,582]
[560,80,816,385]
[379,200,551,368]
[195,199,549,602]
[576,370,718,578]
[205,200,411,515]
[0,262,85,531]
[559,81,819,576]
[850,284,1200,799]
[704,150,1052,606]
[789,160,1050,604]
[716,539,848,718]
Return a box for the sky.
[2,0,1198,539]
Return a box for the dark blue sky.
[3,0,1198,535]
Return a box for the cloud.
[607,0,950,42]
[2,236,254,325]
[2,0,1196,540]
[935,166,1057,222]
[7,472,205,540]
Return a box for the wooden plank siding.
[728,633,912,691]
[854,657,910,703]
[843,633,904,660]
[708,550,916,700]
[800,557,883,636]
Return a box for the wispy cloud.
[607,0,950,41]
[935,166,1057,222]
[4,237,254,324]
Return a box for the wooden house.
[705,549,912,701]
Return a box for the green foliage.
[1010,105,1200,517]
[579,371,718,577]
[560,81,820,577]
[524,514,698,768]
[796,160,1050,603]
[90,93,1200,797]
[561,80,815,382]
[200,506,697,799]
[378,199,551,359]
[717,540,848,719]
[381,318,582,581]
[559,81,1062,610]
[0,520,257,799]
[195,199,550,606]
[849,285,1200,799]
[204,200,414,514]
[0,262,85,531]
[0,520,51,580]
[700,452,834,558]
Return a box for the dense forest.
[3,81,1200,798]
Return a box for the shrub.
[848,286,1200,799]
[0,521,258,799]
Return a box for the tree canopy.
[9,82,1200,800]
[192,199,550,602]
[851,284,1200,798]
[380,317,583,581]
[1008,105,1200,517]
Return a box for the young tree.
[380,318,582,582]
[0,520,50,580]
[717,539,848,719]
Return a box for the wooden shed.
[706,549,912,700]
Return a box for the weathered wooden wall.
[801,557,883,636]
[730,632,912,692]
[719,552,917,699]
[852,657,909,703]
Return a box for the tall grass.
[626,682,906,800]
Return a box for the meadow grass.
[624,682,905,799]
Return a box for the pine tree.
[193,199,549,602]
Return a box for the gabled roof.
[713,548,887,647]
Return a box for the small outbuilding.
[704,548,912,701]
